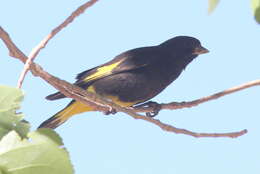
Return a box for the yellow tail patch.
[39,84,140,129]
[58,101,93,121]
[39,101,93,129]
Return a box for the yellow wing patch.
[87,86,96,93]
[83,60,123,82]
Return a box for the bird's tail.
[38,100,93,129]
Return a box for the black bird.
[39,36,209,129]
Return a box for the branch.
[121,107,247,138]
[16,0,99,88]
[0,27,108,111]
[0,26,249,138]
[134,79,260,112]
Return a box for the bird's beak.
[193,46,209,55]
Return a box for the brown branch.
[119,106,247,138]
[134,79,260,112]
[16,0,99,88]
[0,27,108,111]
[0,26,249,138]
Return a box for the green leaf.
[208,0,220,14]
[0,86,30,139]
[0,85,23,111]
[251,0,260,24]
[0,130,74,174]
[30,128,64,146]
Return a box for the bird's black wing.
[46,46,160,100]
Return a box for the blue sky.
[1,1,260,174]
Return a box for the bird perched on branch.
[39,36,209,129]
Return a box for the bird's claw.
[104,107,117,115]
[136,101,162,117]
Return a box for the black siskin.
[39,36,209,129]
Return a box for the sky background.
[1,1,260,174]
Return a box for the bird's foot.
[104,107,117,115]
[136,101,162,117]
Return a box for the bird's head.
[159,36,209,59]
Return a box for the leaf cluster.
[0,86,73,174]
[208,0,260,24]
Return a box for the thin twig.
[0,25,250,138]
[16,0,99,88]
[134,80,260,112]
[117,106,247,138]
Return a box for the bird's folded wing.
[75,47,159,85]
[46,46,159,100]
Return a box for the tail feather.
[38,114,66,129]
[46,92,66,101]
[39,101,93,129]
